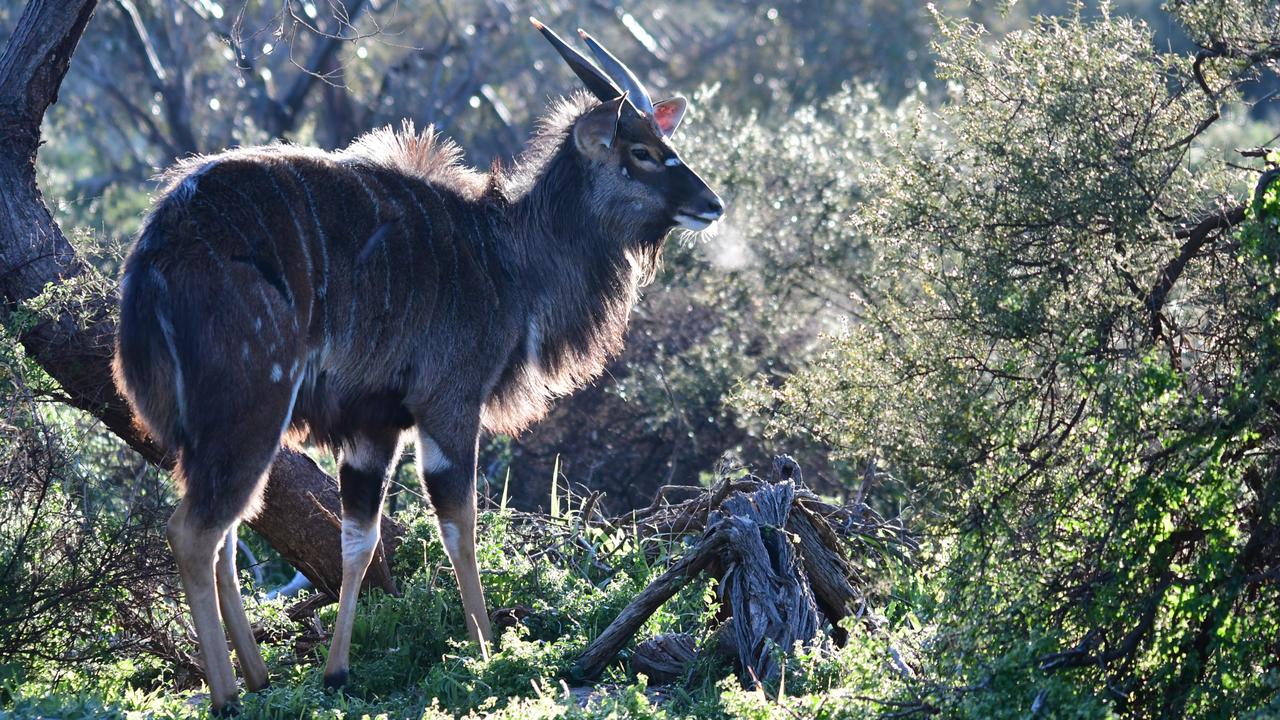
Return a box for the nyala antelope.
[113,17,723,714]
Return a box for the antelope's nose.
[692,192,724,221]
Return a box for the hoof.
[210,700,241,718]
[323,669,348,690]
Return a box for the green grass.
[0,496,1137,719]
[0,506,743,719]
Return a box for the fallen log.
[573,523,731,681]
[631,633,698,685]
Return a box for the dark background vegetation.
[0,0,1278,717]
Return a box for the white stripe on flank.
[284,163,324,287]
[259,170,309,297]
[525,319,542,372]
[150,268,188,433]
[277,370,305,442]
[283,162,333,345]
[345,167,383,348]
[347,166,383,217]
[174,160,220,203]
[156,309,187,431]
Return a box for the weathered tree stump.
[572,524,731,680]
[718,481,820,684]
[573,457,890,687]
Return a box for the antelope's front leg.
[323,428,403,689]
[416,423,493,650]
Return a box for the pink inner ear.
[653,99,686,136]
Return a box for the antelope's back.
[114,139,500,453]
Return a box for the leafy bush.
[750,4,1280,717]
[499,83,925,509]
[0,331,172,683]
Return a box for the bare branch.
[1147,203,1247,341]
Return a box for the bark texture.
[0,0,400,596]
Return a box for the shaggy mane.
[341,120,489,197]
[499,92,599,199]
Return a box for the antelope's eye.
[630,146,656,163]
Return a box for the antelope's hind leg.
[167,497,241,714]
[169,373,301,713]
[216,524,270,691]
[323,427,404,689]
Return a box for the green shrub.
[749,4,1280,717]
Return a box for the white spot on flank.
[254,316,263,332]
[340,517,380,565]
[242,342,251,360]
[418,434,452,474]
[663,157,681,167]
[270,363,283,383]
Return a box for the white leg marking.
[440,520,462,558]
[418,434,453,474]
[341,517,380,566]
[342,438,385,473]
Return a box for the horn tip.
[576,28,590,39]
[529,16,544,30]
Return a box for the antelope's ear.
[652,97,687,137]
[573,96,626,160]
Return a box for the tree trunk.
[0,0,400,597]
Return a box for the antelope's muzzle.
[675,190,724,231]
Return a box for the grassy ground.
[1,499,904,720]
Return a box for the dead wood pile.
[573,455,916,686]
